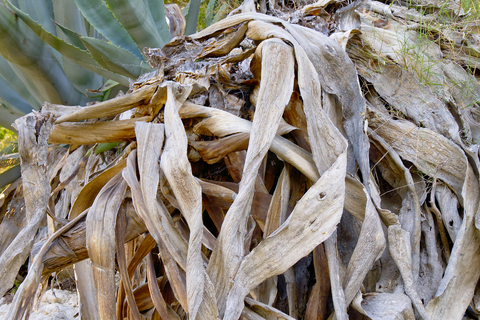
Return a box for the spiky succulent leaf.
[144,0,171,44]
[19,0,57,35]
[0,3,84,105]
[104,0,168,49]
[185,0,202,34]
[0,100,25,132]
[52,0,86,36]
[52,0,104,93]
[0,56,42,109]
[4,1,130,85]
[55,22,87,50]
[73,0,143,59]
[0,75,33,116]
[81,36,153,80]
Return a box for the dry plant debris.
[1,0,480,319]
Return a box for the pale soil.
[0,289,79,320]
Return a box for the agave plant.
[2,0,480,319]
[0,0,208,188]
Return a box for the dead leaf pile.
[1,0,480,319]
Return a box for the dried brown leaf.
[86,173,127,320]
[208,38,295,317]
[160,82,218,320]
[55,85,158,123]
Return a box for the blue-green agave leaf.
[55,23,87,50]
[0,101,24,132]
[0,165,21,189]
[81,36,153,79]
[45,0,55,24]
[182,2,190,17]
[213,3,228,23]
[62,52,104,94]
[52,0,104,94]
[0,3,77,105]
[185,0,201,35]
[18,0,57,35]
[4,2,130,86]
[52,0,85,36]
[0,56,42,109]
[104,0,167,49]
[0,75,34,115]
[17,0,65,65]
[73,0,143,59]
[144,0,171,44]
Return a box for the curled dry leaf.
[86,173,127,320]
[3,1,480,320]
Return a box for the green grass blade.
[81,36,154,80]
[185,0,202,35]
[73,0,143,59]
[96,142,122,154]
[104,0,166,49]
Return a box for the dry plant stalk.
[2,0,480,320]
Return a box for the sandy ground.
[0,289,79,320]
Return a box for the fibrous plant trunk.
[1,0,480,319]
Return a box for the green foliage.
[0,127,18,191]
[0,0,177,134]
[0,0,235,136]
[0,127,16,151]
[104,0,170,48]
[0,1,89,115]
[185,0,202,34]
[461,0,480,20]
[95,142,123,155]
[0,128,18,167]
[73,0,144,58]
[197,0,241,30]
[0,0,187,189]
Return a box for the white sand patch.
[0,289,79,320]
